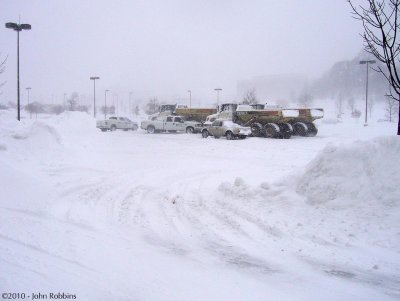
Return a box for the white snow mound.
[297,136,400,206]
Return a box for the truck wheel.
[278,123,292,139]
[101,129,107,132]
[250,123,263,137]
[186,126,194,134]
[226,131,234,140]
[293,122,308,136]
[110,125,117,131]
[147,125,155,134]
[132,125,138,131]
[264,123,280,138]
[305,122,318,137]
[202,130,209,138]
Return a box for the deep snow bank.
[297,136,400,207]
[0,111,97,159]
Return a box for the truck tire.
[250,123,263,137]
[293,122,308,136]
[110,125,117,131]
[277,123,293,139]
[132,125,138,131]
[264,123,280,138]
[202,130,209,138]
[305,122,318,137]
[186,126,194,134]
[147,125,155,134]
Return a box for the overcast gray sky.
[1,0,363,106]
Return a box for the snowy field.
[0,109,399,301]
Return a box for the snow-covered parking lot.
[1,110,399,301]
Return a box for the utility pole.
[5,21,32,121]
[359,60,376,126]
[90,76,100,118]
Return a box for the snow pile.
[0,111,98,159]
[49,111,97,136]
[0,111,62,156]
[297,136,400,207]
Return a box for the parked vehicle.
[204,103,324,138]
[201,120,251,140]
[149,104,217,133]
[141,115,201,134]
[96,117,138,132]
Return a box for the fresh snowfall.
[0,107,399,301]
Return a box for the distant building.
[237,74,308,105]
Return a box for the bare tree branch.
[348,0,400,134]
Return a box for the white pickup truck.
[96,117,138,132]
[141,115,200,134]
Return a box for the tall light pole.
[5,21,31,121]
[90,76,100,118]
[129,92,133,116]
[26,87,31,105]
[187,90,192,108]
[104,89,109,120]
[26,87,31,119]
[359,60,376,126]
[214,88,222,105]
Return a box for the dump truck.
[205,103,324,138]
[152,104,217,133]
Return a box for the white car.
[201,120,251,140]
[141,115,200,134]
[96,117,138,132]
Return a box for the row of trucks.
[140,103,324,139]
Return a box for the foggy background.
[1,0,367,109]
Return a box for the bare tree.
[144,98,160,115]
[0,53,7,89]
[100,105,115,116]
[335,93,344,118]
[51,105,65,115]
[349,0,400,134]
[368,95,375,119]
[242,89,258,105]
[67,92,78,111]
[347,96,356,114]
[385,96,399,121]
[25,102,44,119]
[298,91,314,108]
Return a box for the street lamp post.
[26,87,31,118]
[5,21,31,121]
[129,92,133,116]
[187,90,192,108]
[214,88,222,105]
[359,60,376,126]
[104,89,109,120]
[90,76,100,118]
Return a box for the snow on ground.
[0,109,399,300]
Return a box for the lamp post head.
[5,22,31,31]
[20,24,31,30]
[214,88,222,91]
[90,76,100,80]
[5,22,18,30]
[360,60,376,64]
[26,87,31,90]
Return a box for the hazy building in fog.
[237,74,308,105]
